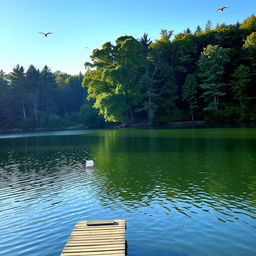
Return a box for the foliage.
[243,32,256,63]
[1,15,256,130]
[197,44,230,114]
[83,36,145,124]
[182,74,199,120]
[79,101,105,127]
[80,15,256,124]
[0,66,92,130]
[230,64,253,119]
[240,15,256,32]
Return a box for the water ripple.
[0,130,256,256]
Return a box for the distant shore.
[1,120,256,134]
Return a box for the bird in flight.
[38,32,53,37]
[217,6,229,12]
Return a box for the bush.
[79,103,105,128]
[47,113,64,128]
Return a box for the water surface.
[0,128,255,256]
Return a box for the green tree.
[160,29,173,41]
[240,15,256,32]
[40,65,57,116]
[79,100,104,128]
[205,20,212,32]
[230,64,252,119]
[55,72,85,116]
[197,44,230,113]
[9,65,28,121]
[171,33,198,74]
[138,32,162,124]
[140,33,152,55]
[243,32,256,66]
[195,25,202,35]
[182,74,199,120]
[0,70,12,128]
[148,30,179,122]
[183,28,192,34]
[83,36,145,124]
[26,65,41,126]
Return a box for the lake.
[0,128,255,256]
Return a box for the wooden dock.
[61,219,127,256]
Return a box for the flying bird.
[38,32,53,37]
[217,7,229,12]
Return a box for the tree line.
[83,15,256,125]
[0,66,103,131]
[1,15,256,131]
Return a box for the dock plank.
[87,220,115,226]
[67,241,124,246]
[62,250,125,255]
[62,251,125,256]
[61,219,126,256]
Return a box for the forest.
[0,67,104,131]
[0,15,256,131]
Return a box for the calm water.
[0,128,255,256]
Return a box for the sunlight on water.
[0,128,255,256]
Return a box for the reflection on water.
[0,128,255,256]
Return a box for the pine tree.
[9,65,28,121]
[205,20,212,32]
[26,65,40,126]
[195,25,202,35]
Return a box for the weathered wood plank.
[68,236,125,243]
[70,234,125,238]
[76,220,125,225]
[63,245,125,252]
[72,229,125,234]
[62,252,125,256]
[73,226,124,231]
[66,243,124,247]
[62,251,125,256]
[75,221,125,228]
[70,232,125,237]
[67,241,124,246]
[63,244,125,248]
[87,220,115,226]
[61,219,126,256]
[67,238,125,242]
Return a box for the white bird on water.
[86,160,94,168]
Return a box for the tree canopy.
[82,15,256,124]
[1,15,256,131]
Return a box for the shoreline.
[1,120,256,134]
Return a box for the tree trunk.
[21,102,27,121]
[213,95,218,111]
[148,88,152,124]
[33,96,38,126]
[46,98,49,116]
[128,107,134,123]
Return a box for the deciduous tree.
[197,44,230,114]
[182,74,199,120]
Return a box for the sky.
[0,0,255,75]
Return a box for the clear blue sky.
[0,0,255,75]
